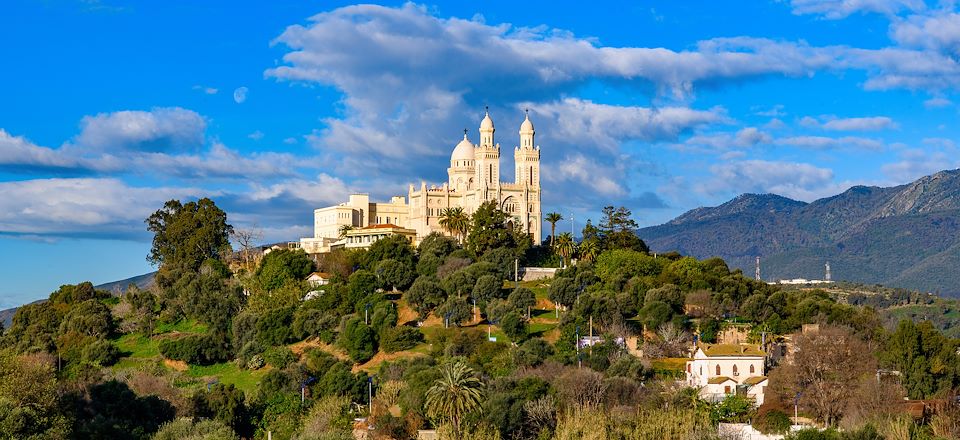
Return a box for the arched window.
[750,364,755,374]
[715,365,721,376]
[733,365,739,376]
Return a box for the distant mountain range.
[640,169,960,295]
[0,272,155,329]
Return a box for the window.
[687,364,691,373]
[750,364,755,374]
[733,365,739,376]
[715,365,721,375]
[724,386,731,394]
[529,166,533,185]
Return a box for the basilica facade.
[299,110,542,253]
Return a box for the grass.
[153,319,207,335]
[186,362,268,395]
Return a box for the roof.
[307,272,332,279]
[698,343,765,357]
[708,376,735,384]
[360,223,404,230]
[743,376,768,386]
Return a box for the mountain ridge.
[640,169,960,295]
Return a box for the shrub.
[246,355,265,370]
[263,347,297,369]
[754,409,791,435]
[500,312,527,342]
[159,334,230,365]
[82,339,121,366]
[381,326,425,353]
[255,307,294,346]
[337,317,377,363]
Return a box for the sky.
[2,0,960,308]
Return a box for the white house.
[306,272,333,287]
[686,343,768,406]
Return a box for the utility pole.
[825,261,831,282]
[576,326,581,368]
[368,376,373,416]
[569,212,575,235]
[589,316,593,356]
[755,256,761,281]
[514,258,519,289]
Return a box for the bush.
[500,312,527,342]
[754,409,791,435]
[516,338,553,367]
[381,326,424,353]
[153,418,238,440]
[263,347,297,369]
[473,274,504,306]
[256,307,294,346]
[246,355,265,370]
[436,296,472,327]
[159,334,230,365]
[337,317,377,363]
[82,339,121,366]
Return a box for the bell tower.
[474,107,500,199]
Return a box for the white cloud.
[0,129,86,171]
[0,178,205,238]
[233,87,248,104]
[192,85,219,94]
[248,130,264,141]
[790,0,925,19]
[676,127,771,153]
[882,147,960,182]
[73,107,206,153]
[777,135,884,150]
[702,159,841,201]
[890,11,960,54]
[924,96,953,108]
[531,98,727,152]
[821,116,896,131]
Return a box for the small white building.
[685,343,768,406]
[306,272,333,287]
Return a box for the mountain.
[0,272,156,329]
[640,169,960,295]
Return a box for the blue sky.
[2,0,959,308]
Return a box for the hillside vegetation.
[2,198,960,439]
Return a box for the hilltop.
[640,169,960,295]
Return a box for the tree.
[338,317,377,363]
[406,277,447,320]
[231,226,263,274]
[472,275,503,306]
[254,248,315,291]
[466,201,525,256]
[545,212,563,247]
[425,361,485,436]
[598,205,647,252]
[439,207,471,243]
[508,287,537,319]
[881,320,960,399]
[0,353,70,439]
[377,259,416,291]
[768,326,875,426]
[500,312,527,342]
[548,277,579,310]
[146,198,233,274]
[577,238,600,263]
[338,224,355,239]
[554,233,575,266]
[436,296,472,327]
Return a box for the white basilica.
[299,110,542,253]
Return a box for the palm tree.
[578,238,599,263]
[439,207,470,243]
[425,361,485,436]
[554,232,576,267]
[545,212,563,247]
[337,224,355,239]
